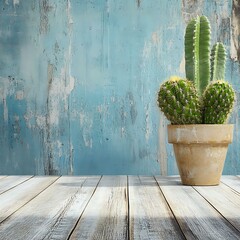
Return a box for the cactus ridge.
[157,15,235,125]
[210,42,226,81]
[158,78,202,124]
[185,16,211,95]
[203,81,235,124]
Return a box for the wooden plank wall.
[0,0,239,175]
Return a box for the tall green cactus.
[202,42,235,124]
[185,16,211,95]
[210,42,226,81]
[157,15,235,125]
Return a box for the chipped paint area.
[0,77,24,123]
[13,0,20,6]
[79,111,93,148]
[181,0,204,22]
[0,77,10,123]
[47,66,75,125]
[0,0,240,175]
[15,90,24,100]
[231,0,240,62]
[39,0,54,34]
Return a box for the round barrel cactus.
[203,80,235,124]
[158,77,202,124]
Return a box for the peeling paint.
[47,65,75,125]
[151,32,160,46]
[13,115,20,140]
[179,55,185,74]
[67,0,74,25]
[0,76,24,123]
[158,113,168,176]
[0,0,239,175]
[39,0,54,34]
[0,77,9,123]
[181,0,204,22]
[79,111,93,148]
[127,92,138,125]
[137,0,141,8]
[36,115,46,129]
[68,142,74,175]
[15,90,24,100]
[145,103,151,141]
[3,98,8,123]
[231,0,240,62]
[13,0,20,7]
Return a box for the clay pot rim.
[167,124,234,144]
[168,124,234,127]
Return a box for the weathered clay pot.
[168,124,234,186]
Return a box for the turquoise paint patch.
[0,0,239,175]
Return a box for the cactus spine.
[203,81,235,124]
[158,77,202,124]
[210,42,226,81]
[157,15,235,125]
[185,16,211,95]
[202,40,235,124]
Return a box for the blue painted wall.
[0,0,239,175]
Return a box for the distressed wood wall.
[0,0,239,175]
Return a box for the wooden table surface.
[0,175,240,240]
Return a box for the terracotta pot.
[167,124,234,186]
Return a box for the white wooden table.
[0,175,240,239]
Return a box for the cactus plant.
[157,15,235,125]
[203,80,235,124]
[185,16,211,95]
[157,77,202,124]
[210,42,226,81]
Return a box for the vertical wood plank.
[155,176,240,239]
[0,176,58,223]
[128,176,184,240]
[0,176,100,240]
[69,176,128,240]
[0,176,33,194]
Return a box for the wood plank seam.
[220,182,240,197]
[0,176,34,195]
[67,175,103,240]
[40,176,90,239]
[0,176,61,225]
[153,176,187,240]
[192,186,240,235]
[68,176,128,239]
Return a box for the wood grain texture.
[0,176,58,224]
[155,176,240,239]
[221,175,240,194]
[0,176,32,194]
[0,176,239,239]
[194,183,240,232]
[42,176,100,240]
[0,176,100,240]
[128,176,184,240]
[69,175,128,240]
